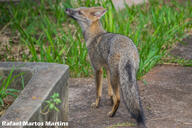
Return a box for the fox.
[66,7,146,128]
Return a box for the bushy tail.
[119,59,146,128]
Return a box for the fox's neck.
[80,20,105,42]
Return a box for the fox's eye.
[78,11,83,15]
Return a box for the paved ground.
[68,35,192,128]
[68,65,192,128]
[170,36,192,60]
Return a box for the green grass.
[0,0,191,78]
[0,66,24,107]
[160,56,192,66]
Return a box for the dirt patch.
[0,94,18,117]
[170,35,192,60]
[69,65,192,128]
[0,29,31,61]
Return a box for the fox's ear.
[91,7,107,19]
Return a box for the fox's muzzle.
[65,8,71,14]
[65,8,75,17]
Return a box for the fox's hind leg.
[107,69,114,105]
[91,68,103,108]
[107,73,120,117]
[107,53,121,116]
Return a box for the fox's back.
[88,33,139,69]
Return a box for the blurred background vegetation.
[0,0,191,78]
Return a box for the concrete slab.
[0,62,69,128]
[112,0,148,10]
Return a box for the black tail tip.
[136,111,147,128]
[137,120,147,128]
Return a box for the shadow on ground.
[69,65,192,128]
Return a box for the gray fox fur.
[66,7,146,128]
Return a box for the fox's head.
[65,7,106,28]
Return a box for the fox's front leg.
[91,68,103,108]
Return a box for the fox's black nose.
[65,8,70,11]
[66,8,73,15]
[65,8,71,13]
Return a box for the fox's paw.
[91,102,99,108]
[91,98,100,108]
[107,111,114,117]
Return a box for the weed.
[40,93,61,115]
